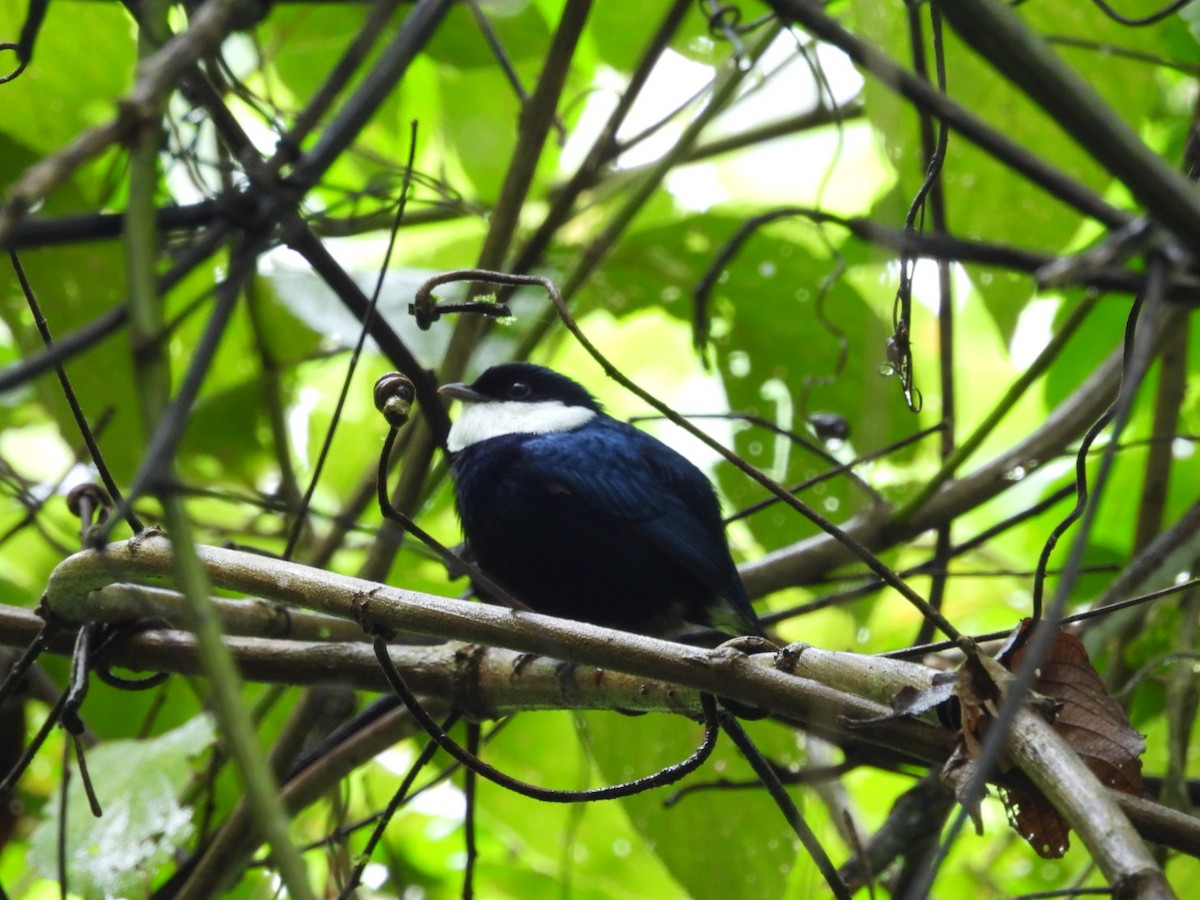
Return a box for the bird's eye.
[507,381,531,400]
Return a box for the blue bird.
[439,363,762,638]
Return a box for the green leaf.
[436,66,523,204]
[473,711,686,898]
[0,192,142,482]
[425,3,552,70]
[589,0,713,73]
[0,2,135,154]
[584,711,809,899]
[28,716,216,899]
[592,214,905,550]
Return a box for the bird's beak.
[438,382,488,403]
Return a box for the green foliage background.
[0,0,1199,896]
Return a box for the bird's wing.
[520,420,757,629]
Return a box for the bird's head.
[440,363,602,452]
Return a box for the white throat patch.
[447,400,597,452]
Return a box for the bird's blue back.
[450,414,760,637]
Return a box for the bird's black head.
[449,363,601,410]
[441,364,603,453]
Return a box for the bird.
[439,362,762,639]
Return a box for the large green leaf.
[28,716,215,899]
[425,2,552,70]
[0,1,135,155]
[591,214,905,552]
[456,711,687,898]
[583,710,815,899]
[589,0,714,73]
[0,135,144,481]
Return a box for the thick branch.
[15,592,1200,861]
[42,536,943,757]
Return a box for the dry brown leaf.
[892,672,957,719]
[939,654,1014,833]
[941,746,986,836]
[1002,619,1146,797]
[953,652,1012,767]
[938,620,1145,859]
[995,619,1145,858]
[1000,781,1071,859]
